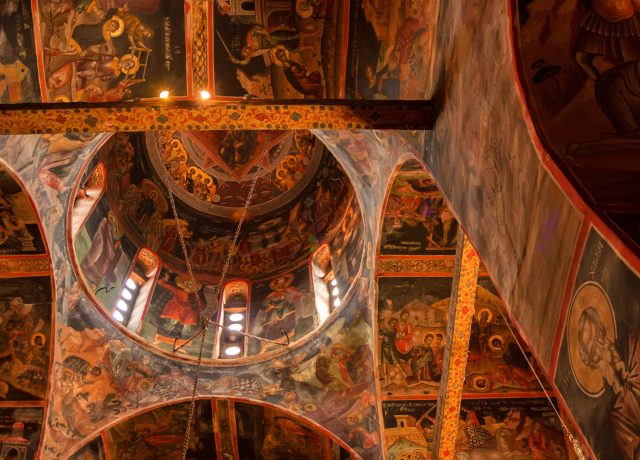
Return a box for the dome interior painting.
[71,130,364,360]
[2,0,640,458]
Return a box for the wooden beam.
[432,233,480,459]
[0,100,433,134]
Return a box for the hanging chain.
[156,132,285,459]
[497,308,587,460]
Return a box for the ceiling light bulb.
[121,289,133,300]
[224,346,241,356]
[159,90,170,99]
[333,298,341,308]
[330,279,337,287]
[331,287,339,296]
[116,299,129,312]
[126,278,137,290]
[229,313,244,322]
[228,323,243,331]
[200,90,211,100]
[113,310,124,322]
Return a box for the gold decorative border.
[376,258,455,274]
[0,257,50,276]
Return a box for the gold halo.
[471,374,490,392]
[488,334,504,351]
[30,332,46,346]
[175,275,202,293]
[567,282,616,397]
[119,54,140,75]
[108,15,125,37]
[475,307,493,323]
[270,273,294,291]
[423,332,435,342]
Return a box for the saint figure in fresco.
[409,333,440,383]
[157,274,201,336]
[253,274,305,344]
[577,306,640,459]
[80,211,123,288]
[379,318,406,384]
[394,310,414,354]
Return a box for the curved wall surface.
[423,0,640,458]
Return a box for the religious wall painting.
[328,194,365,286]
[555,228,640,459]
[0,277,52,401]
[382,400,437,460]
[453,398,567,459]
[0,166,46,255]
[380,170,458,255]
[213,1,347,99]
[140,266,218,358]
[234,401,351,460]
[37,0,187,102]
[0,1,41,102]
[346,0,439,99]
[0,407,44,459]
[377,276,452,395]
[514,0,640,243]
[104,400,214,459]
[68,437,106,460]
[248,263,315,355]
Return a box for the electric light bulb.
[121,289,133,300]
[116,299,129,312]
[200,90,211,100]
[159,90,170,99]
[113,310,124,322]
[229,313,244,322]
[224,346,241,356]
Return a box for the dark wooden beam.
[0,99,433,134]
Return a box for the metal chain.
[157,132,282,459]
[497,308,586,460]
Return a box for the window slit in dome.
[117,248,160,331]
[71,161,106,238]
[218,281,249,359]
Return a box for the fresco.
[0,407,44,459]
[514,0,640,245]
[0,165,46,256]
[382,399,437,460]
[68,437,106,460]
[37,0,187,102]
[453,398,567,459]
[555,228,640,459]
[105,400,214,459]
[248,263,314,355]
[380,168,458,255]
[0,1,41,102]
[0,277,52,401]
[235,401,350,460]
[140,266,218,358]
[347,0,439,99]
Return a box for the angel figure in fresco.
[577,306,640,459]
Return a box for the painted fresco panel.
[0,407,44,459]
[140,266,217,358]
[0,1,41,103]
[68,437,106,460]
[454,398,567,459]
[105,400,214,459]
[37,0,187,102]
[555,228,640,459]
[382,399,437,460]
[248,263,315,355]
[380,169,458,255]
[0,277,52,401]
[0,166,46,255]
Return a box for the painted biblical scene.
[378,277,542,396]
[0,407,44,459]
[514,0,640,246]
[453,398,567,459]
[0,0,41,102]
[380,168,458,255]
[213,1,348,98]
[377,276,452,395]
[140,266,218,358]
[346,0,439,99]
[37,0,187,102]
[68,437,106,460]
[73,192,136,310]
[555,228,640,459]
[234,401,351,459]
[99,132,360,279]
[382,399,437,459]
[0,277,52,401]
[248,263,314,355]
[104,400,215,459]
[0,165,47,255]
